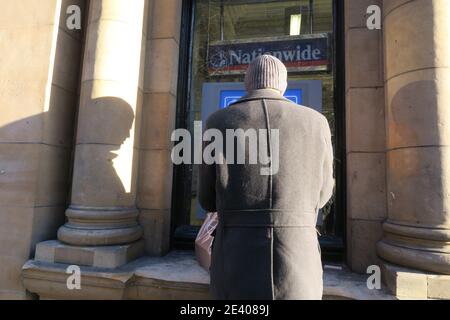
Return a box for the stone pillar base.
[381,261,450,300]
[35,240,144,269]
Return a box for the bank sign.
[208,34,330,75]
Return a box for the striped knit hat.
[244,54,288,94]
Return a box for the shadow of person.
[0,96,137,202]
[0,95,140,249]
[55,96,143,246]
[71,96,138,205]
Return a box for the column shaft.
[377,0,450,274]
[58,0,146,246]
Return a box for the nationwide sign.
[207,34,330,76]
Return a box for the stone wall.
[0,0,85,299]
[344,0,387,273]
[137,0,182,256]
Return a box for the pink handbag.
[195,212,218,272]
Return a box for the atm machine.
[196,80,324,224]
[200,80,323,122]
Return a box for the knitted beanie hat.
[244,54,288,94]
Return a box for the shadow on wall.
[69,97,138,206]
[0,96,138,239]
[0,95,137,298]
[0,0,138,300]
[0,0,149,299]
[0,2,82,300]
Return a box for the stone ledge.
[323,265,393,300]
[382,261,450,299]
[22,250,394,300]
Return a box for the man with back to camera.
[198,55,335,300]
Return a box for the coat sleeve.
[318,116,335,209]
[198,118,217,212]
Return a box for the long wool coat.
[198,89,334,300]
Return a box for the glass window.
[174,0,342,255]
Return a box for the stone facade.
[0,0,85,299]
[345,0,386,273]
[0,0,449,300]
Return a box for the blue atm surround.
[197,80,323,220]
[201,80,322,124]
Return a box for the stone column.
[377,0,450,284]
[35,0,147,267]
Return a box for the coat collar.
[229,89,291,106]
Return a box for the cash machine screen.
[201,80,322,123]
[219,89,303,108]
